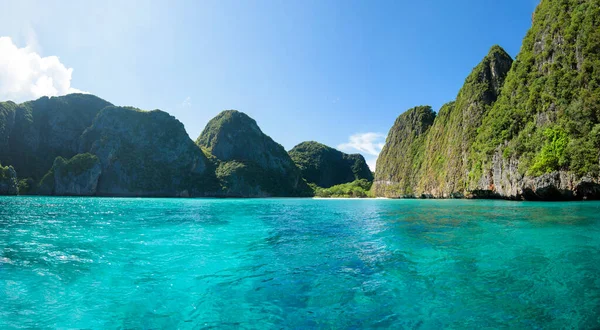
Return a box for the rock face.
[374,0,600,200]
[372,106,436,197]
[468,0,600,200]
[0,96,312,197]
[288,141,373,188]
[0,94,113,181]
[79,106,215,197]
[37,154,102,196]
[197,110,311,197]
[0,163,18,195]
[417,46,513,198]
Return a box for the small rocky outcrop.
[289,141,373,188]
[0,163,18,195]
[37,154,102,196]
[197,110,311,197]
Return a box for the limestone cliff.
[469,0,600,200]
[372,106,436,197]
[37,154,102,196]
[79,106,216,197]
[0,94,112,181]
[374,0,600,200]
[417,46,513,198]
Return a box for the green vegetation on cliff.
[37,153,102,196]
[54,153,100,178]
[0,162,18,195]
[0,94,112,181]
[471,0,600,179]
[197,110,311,197]
[0,162,12,180]
[81,106,216,196]
[289,141,373,188]
[418,45,514,196]
[373,106,436,197]
[374,0,600,200]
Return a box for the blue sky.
[0,0,537,169]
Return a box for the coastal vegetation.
[312,179,373,198]
[0,162,18,195]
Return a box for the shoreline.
[1,195,599,202]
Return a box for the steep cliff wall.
[372,106,436,197]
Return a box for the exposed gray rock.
[52,155,102,196]
[472,148,600,200]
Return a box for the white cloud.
[0,36,84,102]
[338,132,385,156]
[337,132,386,171]
[366,158,378,172]
[181,96,192,108]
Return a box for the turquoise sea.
[1,197,599,329]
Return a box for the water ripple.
[0,197,599,328]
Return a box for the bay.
[1,197,599,328]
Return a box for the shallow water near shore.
[1,197,599,328]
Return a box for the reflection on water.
[1,197,599,328]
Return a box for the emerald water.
[1,197,599,328]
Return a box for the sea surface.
[0,197,599,329]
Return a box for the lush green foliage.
[419,46,513,195]
[0,162,13,180]
[34,153,102,195]
[0,94,112,182]
[37,168,55,194]
[55,153,100,177]
[197,110,311,197]
[529,127,570,175]
[0,161,18,195]
[289,141,373,188]
[80,106,216,195]
[17,178,34,195]
[214,160,311,197]
[313,179,373,198]
[373,106,436,197]
[471,0,600,179]
[375,0,600,198]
